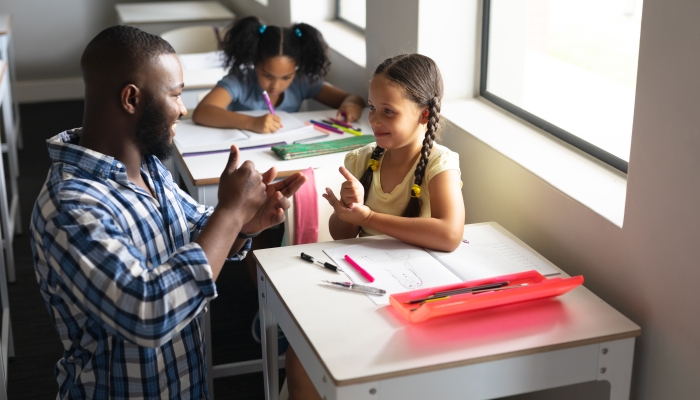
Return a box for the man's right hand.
[217,145,267,222]
[251,114,282,133]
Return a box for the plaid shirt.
[30,129,250,399]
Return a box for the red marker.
[344,255,375,283]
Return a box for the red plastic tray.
[389,270,583,323]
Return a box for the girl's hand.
[251,114,282,133]
[337,101,363,122]
[338,166,364,207]
[323,187,373,226]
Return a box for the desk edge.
[330,329,641,387]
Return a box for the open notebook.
[324,224,560,305]
[174,110,315,155]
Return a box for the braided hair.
[361,54,444,218]
[222,16,330,82]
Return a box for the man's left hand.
[240,169,307,234]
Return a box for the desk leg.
[258,265,279,400]
[597,338,635,400]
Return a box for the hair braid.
[402,97,439,217]
[359,146,385,202]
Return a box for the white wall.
[2,0,194,101]
[443,0,700,398]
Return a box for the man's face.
[135,53,187,160]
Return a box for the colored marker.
[309,120,344,134]
[344,255,375,282]
[329,117,361,131]
[320,121,361,136]
[262,91,275,115]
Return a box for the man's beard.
[135,98,175,161]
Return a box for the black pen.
[300,252,342,272]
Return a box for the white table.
[172,109,371,398]
[116,1,235,36]
[254,222,641,400]
[173,108,372,207]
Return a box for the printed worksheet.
[324,239,462,305]
[427,224,560,281]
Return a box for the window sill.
[442,98,627,228]
[313,20,366,68]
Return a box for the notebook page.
[324,239,462,306]
[237,110,308,135]
[426,224,560,281]
[174,120,249,153]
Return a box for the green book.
[271,135,375,160]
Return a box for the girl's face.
[368,75,428,151]
[255,56,297,96]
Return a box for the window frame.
[480,0,629,173]
[335,0,366,33]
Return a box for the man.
[30,25,305,399]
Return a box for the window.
[481,0,644,173]
[336,0,366,32]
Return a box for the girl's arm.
[324,170,465,251]
[328,211,361,240]
[313,82,365,122]
[191,87,282,133]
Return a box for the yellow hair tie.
[411,184,421,198]
[368,159,380,171]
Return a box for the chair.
[0,61,20,284]
[161,25,222,54]
[0,60,15,400]
[0,15,21,152]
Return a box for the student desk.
[173,109,371,397]
[115,1,235,36]
[172,108,372,207]
[254,222,641,400]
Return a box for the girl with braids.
[324,54,465,252]
[192,16,364,133]
[286,53,465,400]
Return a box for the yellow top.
[344,143,461,236]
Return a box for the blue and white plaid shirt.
[30,129,250,399]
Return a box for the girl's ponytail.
[221,18,332,81]
[222,16,265,77]
[290,22,330,80]
[403,96,440,217]
[359,146,386,202]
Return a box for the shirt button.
[116,163,123,169]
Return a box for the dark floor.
[6,100,281,399]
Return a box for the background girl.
[192,16,364,133]
[285,54,465,399]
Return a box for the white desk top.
[0,15,10,35]
[254,222,641,385]
[116,1,234,24]
[175,109,373,185]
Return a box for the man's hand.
[338,166,364,207]
[251,114,282,133]
[217,146,267,222]
[241,170,308,234]
[323,187,373,226]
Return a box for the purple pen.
[262,91,276,115]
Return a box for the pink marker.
[262,91,276,115]
[344,255,375,283]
